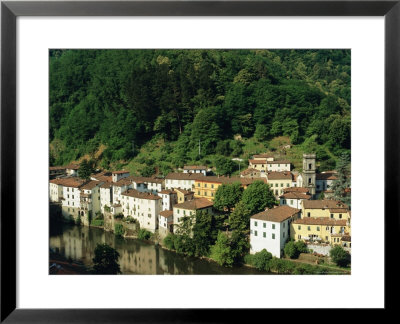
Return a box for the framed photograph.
[1,0,397,321]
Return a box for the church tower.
[302,153,316,196]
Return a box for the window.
[198,183,200,187]
[317,226,320,231]
[330,214,334,219]
[275,183,278,187]
[280,183,283,187]
[263,223,266,228]
[309,163,312,170]
[286,184,289,187]
[290,200,293,205]
[272,234,275,239]
[272,224,275,229]
[307,212,310,217]
[298,235,301,239]
[298,225,301,230]
[254,231,258,236]
[307,226,311,231]
[177,209,180,214]
[204,184,207,188]
[254,221,258,227]
[283,232,285,238]
[339,214,342,219]
[308,178,312,184]
[278,164,280,167]
[198,191,200,195]
[263,232,266,238]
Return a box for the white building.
[266,160,291,172]
[159,210,173,232]
[183,165,207,176]
[165,172,205,191]
[112,177,133,204]
[112,170,130,183]
[158,189,178,211]
[100,182,113,213]
[316,171,338,193]
[120,189,162,233]
[279,191,311,209]
[60,178,85,220]
[129,176,164,194]
[49,178,65,202]
[78,180,103,224]
[250,205,301,258]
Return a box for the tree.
[210,231,235,267]
[329,245,351,267]
[284,241,299,259]
[252,249,273,270]
[214,155,236,176]
[213,182,243,213]
[141,165,155,177]
[241,180,277,215]
[192,210,216,257]
[228,201,251,231]
[331,152,351,207]
[92,243,122,274]
[79,159,93,180]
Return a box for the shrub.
[252,249,273,271]
[91,219,104,227]
[330,245,351,267]
[294,241,308,254]
[114,223,124,237]
[284,241,298,259]
[138,229,152,240]
[163,234,176,250]
[114,213,124,220]
[125,216,137,224]
[243,254,254,266]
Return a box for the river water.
[49,223,265,275]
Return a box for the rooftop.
[279,192,311,200]
[302,200,349,210]
[165,172,206,181]
[267,171,293,180]
[292,217,348,226]
[160,210,173,218]
[80,180,103,190]
[50,177,85,188]
[174,198,213,210]
[251,205,300,223]
[183,165,207,170]
[121,189,161,200]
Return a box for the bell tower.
[303,153,316,196]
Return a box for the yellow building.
[302,200,350,221]
[194,176,268,201]
[266,171,293,197]
[290,217,350,244]
[175,188,194,204]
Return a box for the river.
[49,223,266,275]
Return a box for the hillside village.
[50,152,351,260]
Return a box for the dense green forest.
[49,49,350,174]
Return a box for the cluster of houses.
[49,153,350,258]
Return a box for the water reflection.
[50,223,265,275]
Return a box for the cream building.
[165,172,205,191]
[266,171,293,197]
[266,160,291,172]
[120,189,162,233]
[302,200,350,221]
[279,190,311,209]
[173,198,213,234]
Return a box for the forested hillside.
[49,49,350,174]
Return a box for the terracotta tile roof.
[121,189,161,200]
[159,189,176,195]
[80,180,103,190]
[49,166,66,171]
[175,188,193,195]
[267,171,293,180]
[49,177,85,188]
[316,172,338,180]
[128,176,164,184]
[249,159,267,164]
[100,182,113,189]
[165,172,206,181]
[112,170,130,174]
[303,200,348,210]
[283,187,309,194]
[342,235,351,242]
[174,198,213,210]
[292,217,348,226]
[183,165,207,170]
[279,192,311,200]
[329,208,349,213]
[253,153,274,159]
[267,160,291,164]
[195,176,267,186]
[159,210,173,218]
[65,164,80,170]
[251,205,300,223]
[240,168,260,176]
[113,178,133,187]
[91,172,112,183]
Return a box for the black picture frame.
[1,0,397,322]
